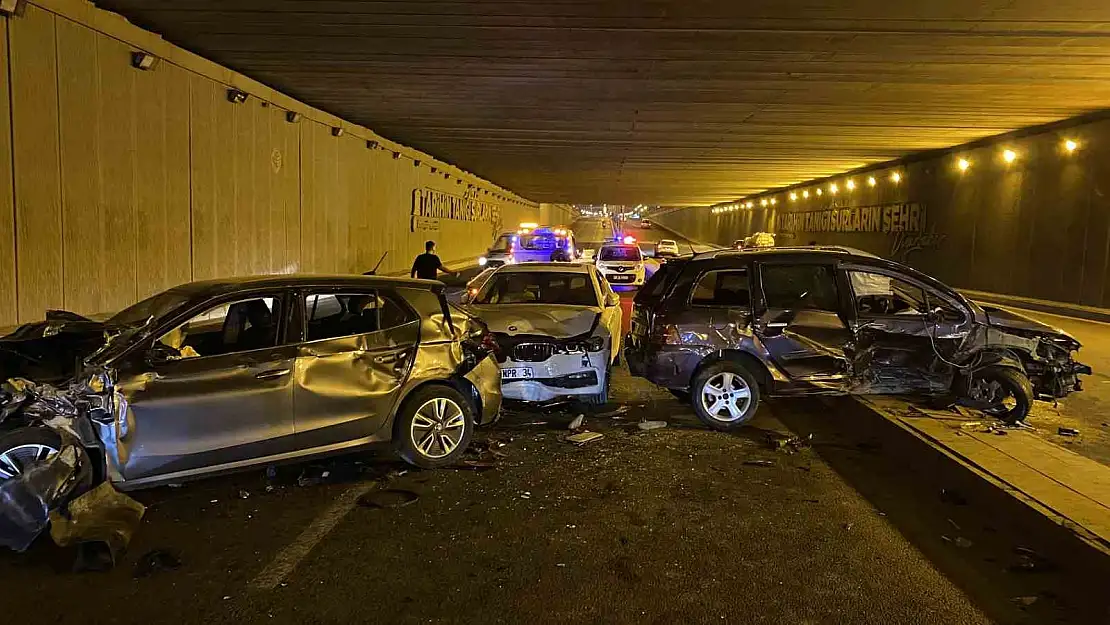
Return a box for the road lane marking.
[250,481,379,590]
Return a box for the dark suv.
[624,247,1090,430]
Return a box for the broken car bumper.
[624,341,704,390]
[465,354,503,424]
[499,352,608,402]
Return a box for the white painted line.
[250,481,379,590]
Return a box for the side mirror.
[604,292,621,307]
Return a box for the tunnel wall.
[0,1,537,325]
[656,117,1110,309]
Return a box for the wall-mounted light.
[1064,139,1078,153]
[957,158,970,172]
[759,199,767,207]
[227,88,249,104]
[816,188,823,196]
[867,176,877,187]
[829,183,839,194]
[130,51,158,71]
[746,201,754,208]
[331,126,344,137]
[413,160,421,167]
[770,198,777,205]
[366,140,379,149]
[789,192,798,201]
[802,190,810,199]
[1001,149,1016,163]
[392,152,401,159]
[444,173,450,179]
[0,0,27,16]
[286,111,302,123]
[845,179,855,191]
[890,172,902,183]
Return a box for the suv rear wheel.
[394,386,474,468]
[691,361,760,430]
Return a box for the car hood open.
[463,304,604,338]
[0,311,113,383]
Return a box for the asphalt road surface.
[3,226,1107,624]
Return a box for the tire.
[0,427,95,491]
[690,361,761,431]
[968,367,1033,425]
[393,385,475,469]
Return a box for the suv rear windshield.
[634,259,685,305]
[599,246,642,261]
[518,234,568,250]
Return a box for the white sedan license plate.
[501,367,534,381]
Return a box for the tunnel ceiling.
[98,0,1110,207]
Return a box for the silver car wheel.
[0,443,57,480]
[410,397,467,459]
[699,371,752,422]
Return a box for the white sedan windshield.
[475,272,597,306]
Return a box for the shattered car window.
[156,296,280,358]
[691,270,750,307]
[849,271,927,316]
[761,264,839,311]
[475,272,597,306]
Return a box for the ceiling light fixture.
[1064,139,1078,153]
[957,158,970,172]
[1002,149,1016,163]
[130,51,158,71]
[226,88,248,104]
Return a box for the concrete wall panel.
[10,5,63,322]
[0,2,537,323]
[0,19,17,325]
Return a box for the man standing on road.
[411,240,455,281]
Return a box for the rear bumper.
[624,337,704,390]
[465,355,503,424]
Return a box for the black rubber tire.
[690,361,761,431]
[393,385,475,469]
[0,427,95,491]
[972,367,1034,425]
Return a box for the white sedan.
[461,263,622,405]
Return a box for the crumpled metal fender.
[967,348,1027,375]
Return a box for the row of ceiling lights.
[711,138,1081,216]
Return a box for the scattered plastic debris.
[959,421,983,429]
[1009,547,1056,574]
[1011,596,1038,608]
[50,482,146,570]
[566,431,604,445]
[456,459,498,471]
[637,420,667,431]
[238,490,251,500]
[842,523,853,531]
[357,488,420,509]
[954,537,973,548]
[568,414,585,430]
[556,563,567,568]
[297,466,332,487]
[1057,427,1080,437]
[743,459,775,467]
[595,405,630,418]
[765,433,812,453]
[134,549,182,578]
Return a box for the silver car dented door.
[293,290,420,450]
[112,294,297,484]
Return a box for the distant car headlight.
[478,256,488,266]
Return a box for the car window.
[156,295,281,359]
[599,246,642,261]
[635,259,685,304]
[761,264,840,312]
[691,269,750,307]
[304,291,417,342]
[848,271,928,316]
[475,272,597,306]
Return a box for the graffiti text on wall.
[411,187,500,232]
[775,203,926,234]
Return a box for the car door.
[592,267,623,355]
[753,262,852,380]
[293,289,421,450]
[113,292,297,483]
[843,266,971,393]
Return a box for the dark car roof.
[166,274,441,299]
[695,246,880,261]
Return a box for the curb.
[850,396,1110,562]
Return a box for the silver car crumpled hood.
[463,304,606,338]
